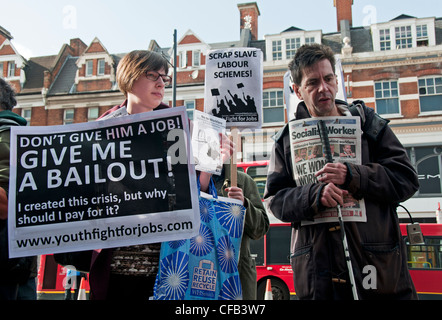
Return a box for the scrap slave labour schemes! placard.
[8,107,200,258]
[204,47,263,128]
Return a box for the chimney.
[237,2,260,41]
[334,0,353,31]
[69,38,87,56]
[43,70,52,89]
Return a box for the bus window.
[253,177,267,199]
[246,165,268,179]
[250,237,265,266]
[267,225,291,265]
[406,237,442,269]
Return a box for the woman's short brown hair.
[116,50,170,97]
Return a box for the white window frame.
[64,109,75,125]
[192,50,200,67]
[184,100,195,120]
[418,75,442,115]
[88,107,100,121]
[272,40,282,61]
[262,89,285,125]
[371,17,435,52]
[395,25,412,49]
[179,51,187,68]
[416,24,429,47]
[265,30,321,62]
[374,80,401,117]
[22,108,31,125]
[379,28,391,51]
[97,59,105,76]
[305,37,316,45]
[86,60,93,77]
[7,61,15,78]
[286,37,301,60]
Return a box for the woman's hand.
[225,186,244,205]
[220,133,234,164]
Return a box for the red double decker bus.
[250,222,442,300]
[36,161,442,300]
[238,161,442,300]
[37,254,90,300]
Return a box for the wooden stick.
[229,127,238,187]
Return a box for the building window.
[184,100,195,120]
[416,24,429,47]
[193,50,200,67]
[395,26,412,49]
[179,52,187,68]
[379,29,391,51]
[305,37,315,45]
[97,59,105,75]
[272,40,282,61]
[22,108,31,125]
[263,90,285,124]
[86,60,93,77]
[64,109,75,124]
[286,38,300,60]
[0,62,3,78]
[7,62,15,78]
[375,80,400,115]
[88,107,99,121]
[419,76,442,113]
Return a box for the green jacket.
[0,110,27,195]
[0,110,36,284]
[213,164,269,300]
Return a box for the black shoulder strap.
[348,100,389,142]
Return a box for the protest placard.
[8,107,200,258]
[289,116,366,225]
[204,48,263,128]
[192,110,226,175]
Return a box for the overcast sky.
[1,0,440,59]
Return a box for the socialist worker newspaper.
[289,116,367,225]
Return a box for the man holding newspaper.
[264,44,419,300]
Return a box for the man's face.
[294,59,339,117]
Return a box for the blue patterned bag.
[154,179,245,300]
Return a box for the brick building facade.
[1,1,442,219]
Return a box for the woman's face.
[127,67,168,113]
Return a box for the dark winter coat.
[264,100,419,300]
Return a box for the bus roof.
[400,223,442,236]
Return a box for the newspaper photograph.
[192,109,226,175]
[289,116,366,224]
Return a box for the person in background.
[64,268,87,300]
[0,78,36,300]
[212,163,269,299]
[264,44,419,300]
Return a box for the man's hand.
[315,162,347,186]
[319,182,348,208]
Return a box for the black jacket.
[264,101,419,299]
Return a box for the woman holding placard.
[57,50,173,300]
